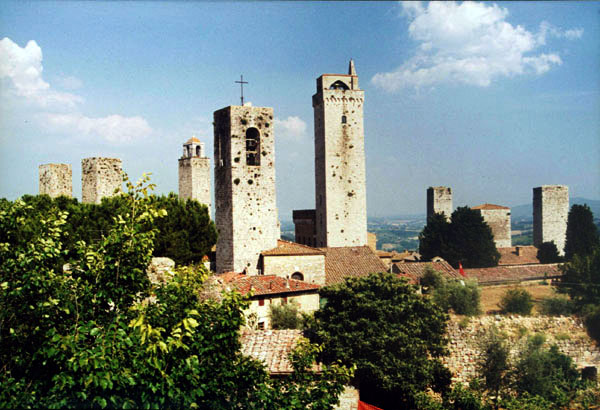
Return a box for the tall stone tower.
[473,204,512,248]
[178,136,211,214]
[214,104,279,274]
[81,157,122,204]
[427,186,453,221]
[313,60,367,248]
[39,163,72,198]
[533,185,569,255]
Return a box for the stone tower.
[427,186,452,221]
[313,60,367,248]
[533,185,569,255]
[214,104,279,274]
[39,163,72,198]
[178,136,211,214]
[473,204,512,248]
[81,157,122,204]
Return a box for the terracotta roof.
[376,250,393,258]
[224,274,320,297]
[391,250,421,262]
[392,261,462,283]
[185,136,201,144]
[262,239,324,256]
[240,329,304,375]
[472,203,510,210]
[497,246,540,265]
[358,401,384,410]
[320,246,388,286]
[464,264,562,285]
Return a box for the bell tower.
[178,136,211,214]
[313,60,367,247]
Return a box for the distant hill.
[510,197,600,220]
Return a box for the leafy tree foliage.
[269,300,302,329]
[306,272,451,410]
[538,296,574,316]
[560,245,600,308]
[422,267,481,316]
[564,204,599,261]
[536,241,562,264]
[478,327,510,404]
[419,207,500,268]
[0,175,350,408]
[499,288,534,315]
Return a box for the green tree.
[269,300,302,329]
[537,241,562,264]
[478,327,510,407]
[565,204,599,260]
[560,246,600,308]
[306,272,451,410]
[499,288,534,315]
[422,267,481,316]
[419,213,451,262]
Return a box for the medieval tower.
[313,60,367,248]
[473,204,512,248]
[427,186,453,221]
[178,137,211,214]
[533,185,569,255]
[214,104,279,274]
[39,163,72,198]
[81,157,122,204]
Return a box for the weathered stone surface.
[178,137,211,214]
[314,61,367,248]
[39,163,72,198]
[214,105,279,274]
[81,157,122,204]
[533,185,568,255]
[334,386,359,410]
[427,186,452,221]
[473,204,512,248]
[147,257,175,284]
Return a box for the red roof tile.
[472,203,510,210]
[464,263,562,285]
[262,239,325,256]
[224,274,320,297]
[320,246,388,286]
[240,329,305,375]
[392,261,462,283]
[497,246,540,265]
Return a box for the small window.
[246,128,260,166]
[341,115,347,124]
[258,298,264,306]
[329,80,349,90]
[258,322,265,330]
[291,272,304,281]
[196,146,201,156]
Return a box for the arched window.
[291,272,304,281]
[246,127,260,166]
[329,80,349,90]
[196,145,201,156]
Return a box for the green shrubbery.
[538,296,574,316]
[422,267,481,316]
[499,288,534,315]
[269,301,303,329]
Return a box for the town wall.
[39,163,72,198]
[81,157,122,204]
[214,105,279,274]
[533,185,569,255]
[262,254,326,286]
[427,186,452,221]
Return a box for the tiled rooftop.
[224,274,320,297]
[262,239,325,256]
[464,263,562,285]
[240,329,305,375]
[472,203,510,210]
[320,246,388,286]
[497,246,540,265]
[392,260,462,283]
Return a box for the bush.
[538,296,574,316]
[423,267,481,316]
[269,301,302,329]
[582,304,600,343]
[537,241,562,264]
[499,288,534,315]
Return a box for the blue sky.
[1,1,598,218]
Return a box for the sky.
[1,1,599,219]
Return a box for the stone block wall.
[427,186,452,221]
[81,157,122,204]
[262,254,326,285]
[39,163,72,198]
[178,156,211,214]
[477,208,511,248]
[214,105,279,274]
[293,209,316,247]
[443,315,600,384]
[533,185,569,255]
[334,386,359,410]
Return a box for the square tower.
[427,186,452,221]
[39,163,72,198]
[81,157,122,204]
[178,136,211,214]
[473,204,512,248]
[214,105,279,274]
[533,185,569,255]
[313,60,367,247]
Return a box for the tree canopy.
[419,207,500,268]
[306,272,451,410]
[564,204,599,261]
[537,241,562,264]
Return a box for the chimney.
[516,246,522,256]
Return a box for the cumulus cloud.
[274,116,307,140]
[0,37,82,107]
[372,1,583,91]
[41,113,153,144]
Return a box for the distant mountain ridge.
[510,197,600,220]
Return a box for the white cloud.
[0,37,83,107]
[274,116,307,140]
[56,75,83,90]
[41,113,153,144]
[372,1,582,91]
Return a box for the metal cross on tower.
[235,75,248,106]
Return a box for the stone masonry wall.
[178,157,211,214]
[533,185,569,255]
[427,186,452,221]
[39,163,72,198]
[314,70,367,248]
[81,157,122,204]
[478,208,511,248]
[214,105,279,274]
[444,315,600,384]
[262,254,326,286]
